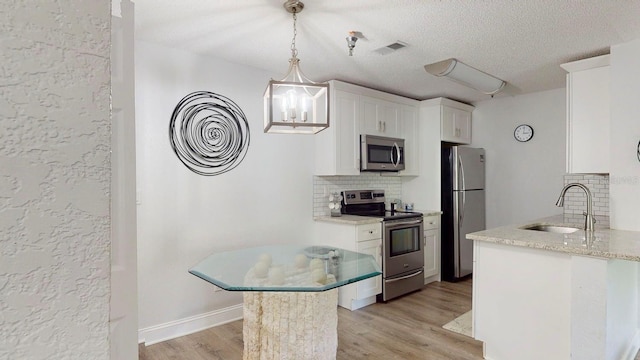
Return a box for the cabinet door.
[399,104,419,176]
[360,97,400,137]
[441,106,472,144]
[423,229,439,279]
[314,89,360,175]
[334,91,361,175]
[356,239,382,299]
[567,66,610,173]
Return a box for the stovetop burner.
[340,189,422,220]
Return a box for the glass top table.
[189,244,381,292]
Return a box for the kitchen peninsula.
[468,214,640,360]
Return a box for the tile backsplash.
[562,174,609,216]
[313,175,402,217]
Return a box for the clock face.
[514,124,534,142]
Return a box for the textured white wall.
[610,38,640,231]
[471,89,566,228]
[135,41,317,337]
[1,1,111,359]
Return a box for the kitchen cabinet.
[314,80,420,176]
[355,238,382,299]
[399,104,419,176]
[441,104,473,144]
[561,55,610,174]
[423,214,440,283]
[313,220,382,310]
[420,97,474,145]
[314,82,360,176]
[360,97,400,138]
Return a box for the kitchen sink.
[521,224,581,234]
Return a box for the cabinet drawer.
[423,215,439,230]
[357,223,381,241]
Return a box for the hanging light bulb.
[263,0,330,134]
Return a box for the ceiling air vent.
[373,41,408,55]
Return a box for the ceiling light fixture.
[346,31,358,56]
[424,58,506,95]
[263,0,329,134]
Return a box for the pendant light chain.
[290,12,298,58]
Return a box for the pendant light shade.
[264,1,329,134]
[424,58,506,95]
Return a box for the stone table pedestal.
[243,290,338,360]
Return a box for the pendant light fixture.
[263,0,329,134]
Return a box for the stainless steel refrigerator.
[441,146,486,282]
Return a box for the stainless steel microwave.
[360,134,405,171]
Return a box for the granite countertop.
[314,210,442,225]
[467,214,640,261]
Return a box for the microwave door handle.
[389,146,394,165]
[393,142,401,167]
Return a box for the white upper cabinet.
[441,104,473,144]
[399,104,419,176]
[360,97,400,138]
[420,97,474,145]
[561,55,610,174]
[314,80,419,176]
[314,83,360,176]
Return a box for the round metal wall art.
[169,91,250,176]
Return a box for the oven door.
[382,217,424,278]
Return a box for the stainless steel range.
[341,190,424,301]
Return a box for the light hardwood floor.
[139,278,483,360]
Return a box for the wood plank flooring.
[139,278,482,360]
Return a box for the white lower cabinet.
[314,221,382,310]
[355,239,382,299]
[423,215,440,283]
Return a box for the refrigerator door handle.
[459,154,466,191]
[461,190,466,225]
[458,154,466,224]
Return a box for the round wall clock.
[514,124,534,142]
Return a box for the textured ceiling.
[134,0,640,104]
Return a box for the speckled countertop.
[314,210,442,225]
[467,214,640,261]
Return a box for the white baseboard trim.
[138,303,243,346]
[621,328,640,360]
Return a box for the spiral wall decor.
[169,91,250,176]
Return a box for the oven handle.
[385,219,423,227]
[384,269,424,283]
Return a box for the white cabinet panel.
[360,97,400,138]
[441,106,472,144]
[356,239,382,299]
[314,84,360,175]
[562,55,610,174]
[423,215,440,282]
[399,105,419,176]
